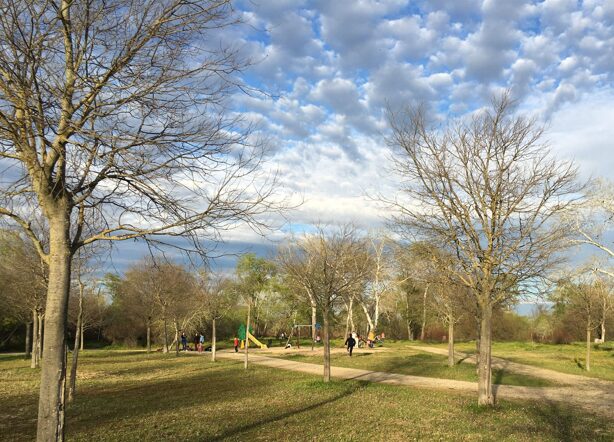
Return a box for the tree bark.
[448,319,455,367]
[25,321,31,359]
[344,300,351,343]
[79,322,84,351]
[146,318,151,353]
[211,318,217,362]
[586,326,591,372]
[477,303,494,406]
[244,298,251,369]
[420,285,429,341]
[36,214,72,442]
[311,301,317,342]
[68,290,83,403]
[162,316,169,353]
[38,313,44,361]
[174,319,179,356]
[322,308,331,382]
[31,309,39,369]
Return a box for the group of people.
[344,331,385,356]
[180,332,206,353]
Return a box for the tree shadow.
[208,381,369,441]
[574,357,584,370]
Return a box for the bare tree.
[197,272,235,362]
[0,1,284,439]
[384,95,580,405]
[278,225,371,382]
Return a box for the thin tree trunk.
[79,322,84,351]
[38,313,44,361]
[146,318,151,353]
[31,309,39,368]
[174,319,179,356]
[448,319,454,367]
[36,214,72,442]
[601,300,606,342]
[311,301,317,342]
[420,285,429,341]
[477,303,494,406]
[407,320,413,340]
[586,326,591,372]
[212,318,217,362]
[323,308,331,382]
[25,321,32,359]
[68,289,83,403]
[163,316,169,353]
[344,300,351,342]
[244,298,251,369]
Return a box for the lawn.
[272,345,557,387]
[1,351,611,441]
[408,340,614,382]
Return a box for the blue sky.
[107,0,614,275]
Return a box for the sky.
[108,0,614,276]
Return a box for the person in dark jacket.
[181,332,187,351]
[344,334,356,357]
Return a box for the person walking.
[233,337,239,353]
[181,332,187,351]
[198,334,205,353]
[344,334,356,357]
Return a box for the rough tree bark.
[67,289,83,402]
[477,303,493,405]
[37,215,72,442]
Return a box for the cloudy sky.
[111,0,614,274]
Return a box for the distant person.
[194,334,199,350]
[344,334,356,357]
[181,332,187,351]
[234,337,239,353]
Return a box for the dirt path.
[407,345,613,388]
[214,349,614,418]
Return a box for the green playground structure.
[238,324,267,349]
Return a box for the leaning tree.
[0,1,282,440]
[384,95,581,405]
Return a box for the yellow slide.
[247,331,268,349]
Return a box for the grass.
[273,346,557,387]
[2,350,610,441]
[409,340,614,381]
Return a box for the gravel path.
[214,349,614,418]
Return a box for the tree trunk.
[68,290,83,403]
[448,319,454,367]
[174,319,179,356]
[79,322,84,351]
[162,316,169,353]
[244,298,251,369]
[407,320,413,340]
[31,309,39,368]
[25,321,32,359]
[311,301,317,342]
[477,303,494,406]
[212,318,217,362]
[36,214,72,442]
[586,326,591,372]
[322,308,331,382]
[344,300,351,342]
[420,285,429,341]
[600,302,606,342]
[38,313,44,361]
[146,318,151,353]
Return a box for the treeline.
[3,229,611,356]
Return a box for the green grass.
[2,351,610,441]
[410,340,614,381]
[273,347,556,387]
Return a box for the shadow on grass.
[208,381,369,441]
[0,353,28,362]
